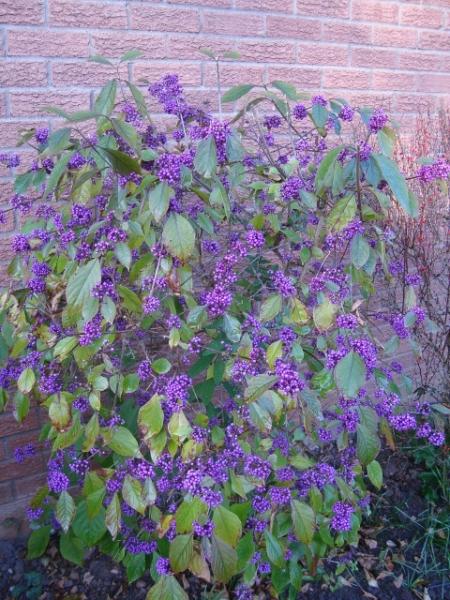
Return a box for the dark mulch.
[1,450,448,600]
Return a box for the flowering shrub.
[386,108,449,401]
[1,54,449,598]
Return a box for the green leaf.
[94,79,117,116]
[66,259,102,307]
[53,336,78,360]
[126,81,150,119]
[168,410,192,438]
[101,296,116,323]
[175,498,206,533]
[14,392,30,422]
[326,195,357,232]
[194,135,217,178]
[126,553,146,582]
[149,182,172,223]
[350,234,370,269]
[377,127,396,157]
[271,80,298,100]
[101,148,141,175]
[367,459,383,489]
[316,147,344,193]
[372,153,418,217]
[357,424,381,465]
[210,535,238,583]
[43,151,74,201]
[334,351,366,398]
[152,358,172,375]
[115,242,132,270]
[118,285,141,313]
[111,117,141,151]
[244,374,278,403]
[237,533,255,570]
[27,526,51,559]
[266,340,283,369]
[138,394,164,441]
[313,297,338,331]
[56,490,75,533]
[108,426,141,457]
[49,394,70,428]
[290,298,308,325]
[222,84,254,103]
[120,49,142,62]
[89,54,113,66]
[60,532,84,566]
[72,501,106,546]
[17,367,35,393]
[259,294,282,322]
[300,190,317,210]
[146,575,188,600]
[169,534,194,573]
[122,475,145,514]
[162,213,196,260]
[223,313,241,343]
[210,181,230,218]
[312,104,328,128]
[291,500,315,544]
[105,492,121,539]
[264,530,284,567]
[45,127,71,154]
[213,505,242,547]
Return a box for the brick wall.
[0,0,449,530]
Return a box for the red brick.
[351,47,399,69]
[166,35,232,60]
[51,61,127,87]
[297,0,349,18]
[267,66,321,89]
[394,94,436,113]
[0,0,44,24]
[373,26,418,49]
[169,0,232,6]
[266,16,321,41]
[132,62,202,86]
[298,44,348,66]
[92,32,166,60]
[10,91,90,118]
[0,454,45,483]
[0,408,40,438]
[0,204,16,234]
[373,71,417,92]
[4,428,45,456]
[14,472,48,498]
[419,31,450,51]
[323,69,371,90]
[235,0,292,11]
[235,40,297,63]
[204,63,266,86]
[183,88,220,113]
[352,0,399,24]
[417,73,450,94]
[0,61,47,88]
[346,91,392,109]
[0,94,6,119]
[0,481,14,504]
[50,0,127,28]
[399,51,446,72]
[129,5,201,33]
[8,30,90,58]
[322,22,372,44]
[400,6,443,29]
[203,11,265,36]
